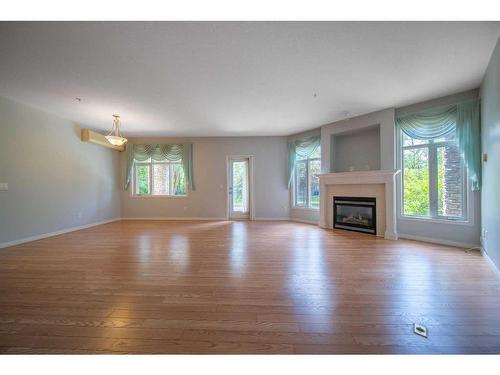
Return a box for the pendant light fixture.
[105,114,128,146]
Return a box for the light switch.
[0,183,8,191]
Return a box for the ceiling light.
[105,114,128,146]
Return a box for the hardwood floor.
[1,220,499,354]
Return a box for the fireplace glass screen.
[333,197,376,235]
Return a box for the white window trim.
[292,156,320,210]
[129,194,189,199]
[131,160,189,198]
[396,129,474,226]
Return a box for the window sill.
[291,206,319,211]
[399,215,473,226]
[130,195,189,199]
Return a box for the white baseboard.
[253,217,290,221]
[0,218,121,249]
[290,218,318,225]
[398,233,479,249]
[481,248,500,276]
[121,216,226,221]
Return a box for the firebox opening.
[333,196,376,235]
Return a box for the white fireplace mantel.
[318,169,401,240]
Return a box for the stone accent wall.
[442,145,463,217]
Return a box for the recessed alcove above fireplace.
[331,124,381,173]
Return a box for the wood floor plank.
[1,220,499,354]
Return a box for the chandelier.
[105,114,128,146]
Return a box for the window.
[401,130,467,221]
[294,146,321,208]
[134,158,187,196]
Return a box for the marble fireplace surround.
[318,170,400,240]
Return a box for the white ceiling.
[1,22,499,137]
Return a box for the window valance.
[396,105,456,140]
[125,143,194,191]
[287,135,321,187]
[396,98,481,190]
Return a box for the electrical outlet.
[0,183,8,191]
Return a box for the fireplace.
[333,196,376,235]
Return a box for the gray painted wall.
[480,35,500,270]
[0,96,121,245]
[121,137,289,220]
[332,125,381,172]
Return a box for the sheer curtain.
[125,143,194,190]
[287,135,321,187]
[396,98,481,190]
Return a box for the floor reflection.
[230,222,247,276]
[137,233,152,262]
[289,228,333,321]
[131,233,154,275]
[168,235,190,271]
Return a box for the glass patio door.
[229,157,250,219]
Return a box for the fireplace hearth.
[333,196,376,235]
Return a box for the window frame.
[399,129,470,223]
[293,154,321,210]
[132,159,188,198]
